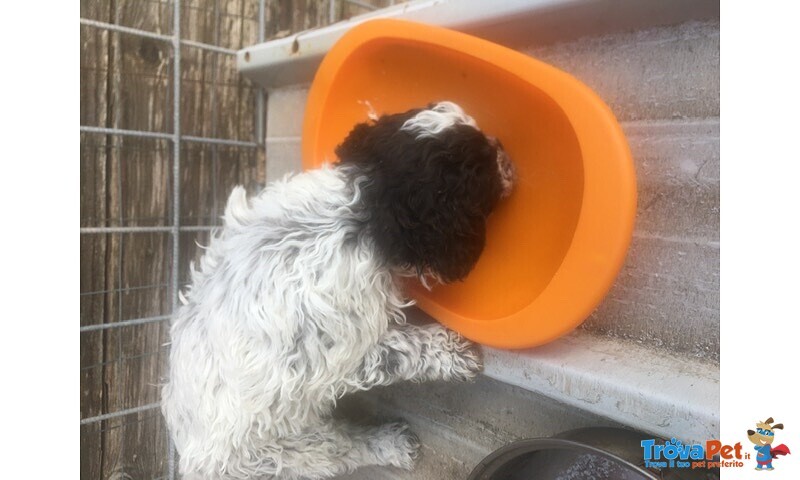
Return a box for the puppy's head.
[336,101,516,285]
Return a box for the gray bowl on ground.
[467,427,720,480]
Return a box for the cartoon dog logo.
[747,417,791,471]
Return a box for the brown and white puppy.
[162,101,515,480]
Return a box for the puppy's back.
[162,165,407,478]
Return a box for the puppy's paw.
[444,330,483,381]
[372,422,420,470]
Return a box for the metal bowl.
[467,427,719,480]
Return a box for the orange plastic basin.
[302,19,636,349]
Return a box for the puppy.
[162,101,515,479]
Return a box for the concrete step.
[333,372,621,480]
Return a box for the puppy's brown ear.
[334,123,373,163]
[335,107,424,166]
[765,417,774,424]
[772,423,784,430]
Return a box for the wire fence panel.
[80,1,399,478]
[80,1,266,478]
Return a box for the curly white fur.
[161,165,482,480]
[401,101,478,138]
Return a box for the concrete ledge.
[238,0,718,88]
[482,332,719,444]
[334,374,622,480]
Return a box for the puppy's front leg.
[344,324,482,392]
[279,421,419,478]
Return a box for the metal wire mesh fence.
[80,1,398,478]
